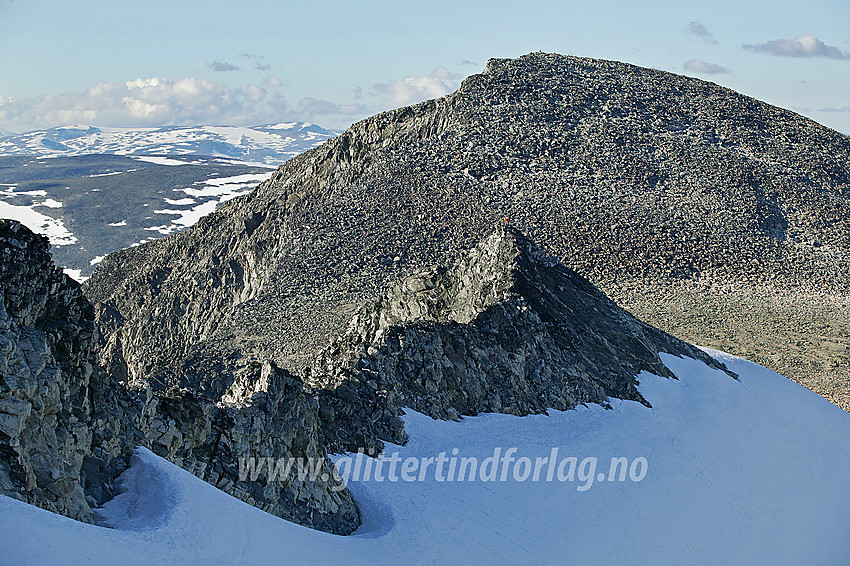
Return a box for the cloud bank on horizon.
[0,77,285,130]
[0,68,462,132]
[372,67,460,110]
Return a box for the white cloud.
[0,65,465,131]
[687,22,718,44]
[683,59,731,75]
[0,77,289,130]
[743,34,848,59]
[297,98,369,116]
[245,84,267,102]
[373,67,460,110]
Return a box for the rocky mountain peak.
[84,53,850,405]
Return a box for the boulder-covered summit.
[84,52,850,409]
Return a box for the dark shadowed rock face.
[83,53,849,405]
[311,226,733,452]
[0,220,359,534]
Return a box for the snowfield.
[2,351,850,565]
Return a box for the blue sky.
[0,0,848,133]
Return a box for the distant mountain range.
[0,123,339,165]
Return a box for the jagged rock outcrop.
[132,361,358,534]
[311,226,733,451]
[0,220,359,534]
[84,52,850,410]
[0,219,116,520]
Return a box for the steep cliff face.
[0,219,110,520]
[311,226,733,451]
[0,220,359,534]
[84,53,850,409]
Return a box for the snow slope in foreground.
[2,351,850,565]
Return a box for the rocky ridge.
[2,213,740,535]
[0,219,105,520]
[0,220,358,534]
[311,226,733,452]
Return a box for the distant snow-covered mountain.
[0,123,338,165]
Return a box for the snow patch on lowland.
[0,200,77,246]
[2,352,850,565]
[146,172,270,233]
[132,156,190,167]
